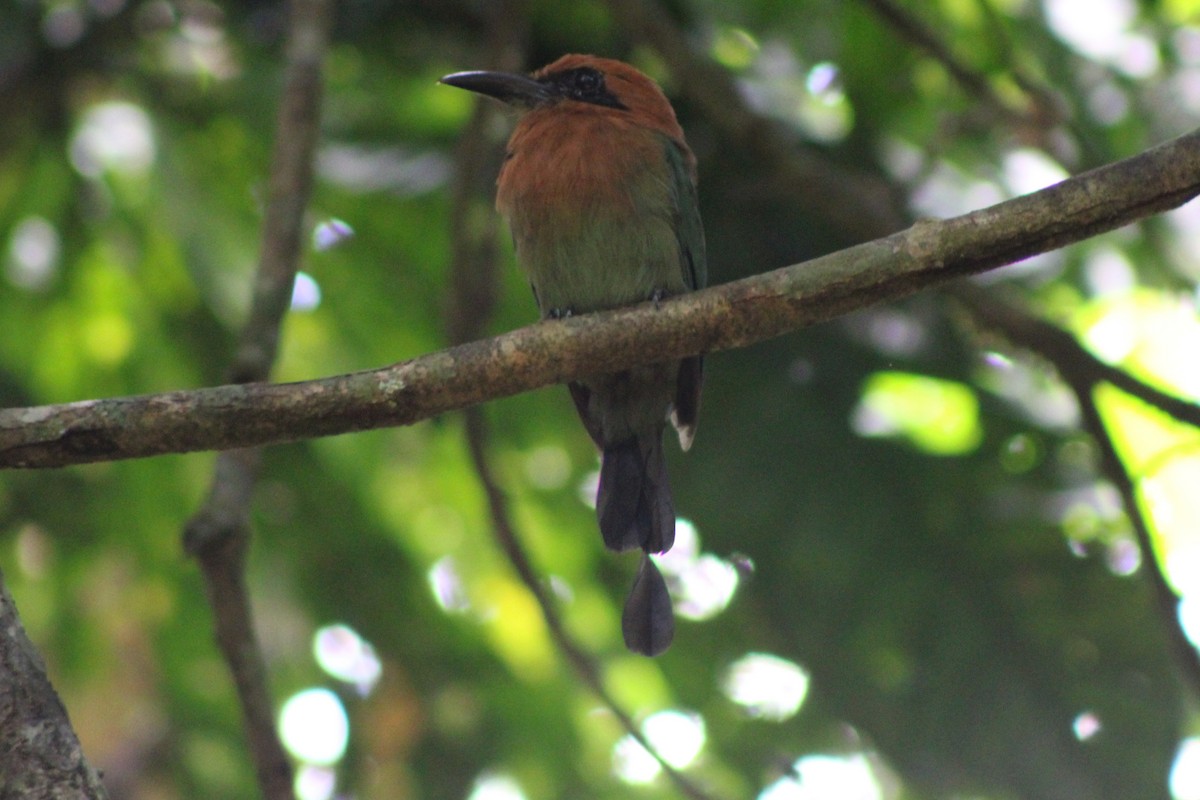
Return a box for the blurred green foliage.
[2,1,1200,798]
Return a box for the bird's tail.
[622,554,675,656]
[596,433,675,554]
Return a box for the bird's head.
[440,54,682,138]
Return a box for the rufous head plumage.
[440,54,685,144]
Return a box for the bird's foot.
[547,306,575,320]
[649,288,666,309]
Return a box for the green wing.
[665,138,706,291]
[664,137,705,448]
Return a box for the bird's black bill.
[439,70,554,107]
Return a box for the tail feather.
[671,355,704,451]
[622,555,675,656]
[597,435,675,554]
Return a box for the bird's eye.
[571,68,603,98]
[547,66,626,110]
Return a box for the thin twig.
[462,409,721,800]
[952,285,1200,691]
[950,284,1200,429]
[4,124,1200,468]
[182,1,332,798]
[1075,386,1200,692]
[442,6,515,348]
[856,0,1064,136]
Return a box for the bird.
[441,54,705,656]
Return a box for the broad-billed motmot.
[441,55,706,656]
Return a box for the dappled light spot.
[723,653,810,721]
[983,350,1014,370]
[655,519,740,620]
[481,578,554,679]
[42,4,86,47]
[1178,28,1200,65]
[1082,302,1139,363]
[7,216,60,290]
[862,309,927,357]
[126,0,241,79]
[1000,433,1042,474]
[1167,191,1200,270]
[852,371,983,456]
[70,102,156,178]
[291,272,322,312]
[82,313,134,366]
[1073,710,1102,741]
[1179,596,1200,652]
[1045,0,1160,77]
[313,624,381,696]
[1148,469,1200,580]
[1087,298,1200,403]
[1106,538,1141,576]
[1088,81,1130,126]
[524,444,571,490]
[659,517,700,561]
[1002,148,1069,196]
[548,574,574,602]
[1090,374,1200,593]
[295,765,336,800]
[879,135,923,183]
[613,709,706,784]
[1172,738,1200,800]
[711,26,760,70]
[1056,483,1124,544]
[279,688,349,766]
[644,710,706,768]
[612,734,660,784]
[317,145,450,195]
[15,524,53,579]
[428,556,471,613]
[758,753,883,800]
[736,47,852,143]
[730,552,756,579]
[674,555,739,620]
[467,772,527,800]
[160,1,239,81]
[910,159,1003,218]
[806,62,840,96]
[979,351,1082,426]
[313,218,354,251]
[800,62,852,142]
[1084,248,1136,297]
[578,469,599,510]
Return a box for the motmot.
[441,55,706,656]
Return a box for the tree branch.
[950,284,1200,429]
[0,567,108,799]
[856,0,1065,137]
[463,408,721,800]
[952,285,1200,691]
[181,1,332,798]
[2,126,1200,469]
[1075,390,1200,691]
